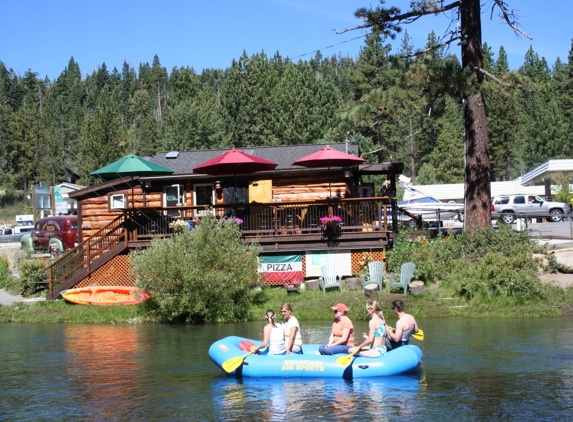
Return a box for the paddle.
[222,350,256,373]
[336,348,361,367]
[387,326,425,341]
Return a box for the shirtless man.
[386,299,419,349]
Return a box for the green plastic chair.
[319,264,343,294]
[388,262,416,295]
[361,261,385,292]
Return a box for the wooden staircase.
[45,214,129,299]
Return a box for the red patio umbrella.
[292,145,365,198]
[193,149,278,202]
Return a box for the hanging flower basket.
[319,215,343,228]
[319,216,343,246]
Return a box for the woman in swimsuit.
[348,300,387,358]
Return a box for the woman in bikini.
[347,300,388,358]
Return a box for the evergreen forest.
[1,30,572,203]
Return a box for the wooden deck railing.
[126,197,394,238]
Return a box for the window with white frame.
[110,193,126,209]
[163,184,184,217]
[164,184,184,207]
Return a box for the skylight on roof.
[166,151,179,159]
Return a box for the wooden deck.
[45,197,395,298]
[126,197,395,252]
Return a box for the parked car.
[29,216,78,253]
[491,194,570,223]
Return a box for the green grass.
[2,283,571,324]
[0,199,28,225]
[0,299,145,323]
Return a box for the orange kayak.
[61,286,151,306]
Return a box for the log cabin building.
[45,142,403,298]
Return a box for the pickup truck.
[0,226,34,243]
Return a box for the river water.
[1,317,571,421]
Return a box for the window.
[513,196,525,204]
[110,194,126,209]
[164,184,184,217]
[164,184,184,207]
[194,184,215,216]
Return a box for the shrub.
[11,259,50,297]
[386,224,545,299]
[0,257,11,289]
[553,172,571,204]
[130,213,262,323]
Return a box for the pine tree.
[77,91,128,184]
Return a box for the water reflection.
[63,325,143,420]
[211,373,424,420]
[1,318,572,421]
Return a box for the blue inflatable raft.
[209,336,423,379]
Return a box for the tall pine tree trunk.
[409,116,416,183]
[461,0,491,230]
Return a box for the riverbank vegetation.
[2,280,572,324]
[2,223,572,324]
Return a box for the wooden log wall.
[272,175,351,202]
[81,195,121,238]
[80,181,195,239]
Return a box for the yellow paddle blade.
[336,349,360,366]
[222,350,255,373]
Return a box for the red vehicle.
[31,216,78,253]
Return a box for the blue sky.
[1,0,572,81]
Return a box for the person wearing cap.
[386,299,419,349]
[250,309,287,355]
[319,303,354,355]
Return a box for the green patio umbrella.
[91,155,174,179]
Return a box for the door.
[194,184,215,217]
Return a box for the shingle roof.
[144,142,360,175]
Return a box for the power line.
[287,34,368,61]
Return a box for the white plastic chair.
[361,260,385,292]
[388,262,416,295]
[319,264,343,294]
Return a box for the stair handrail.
[46,214,128,296]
